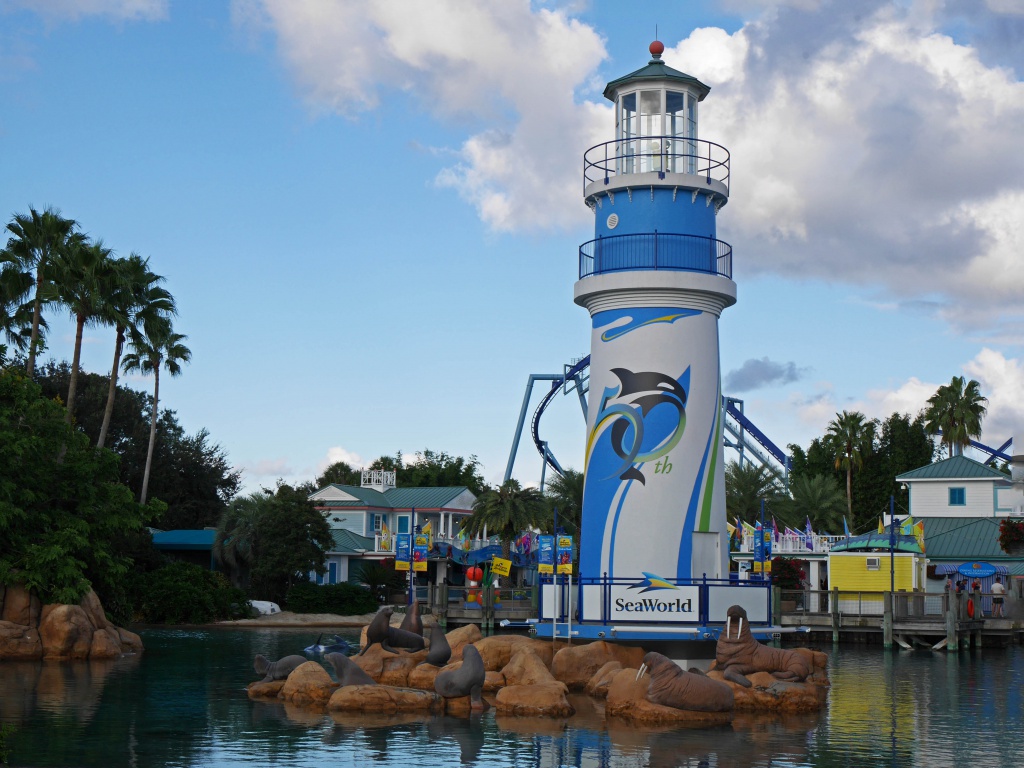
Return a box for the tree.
[247,484,334,604]
[213,493,262,589]
[2,207,78,375]
[49,236,114,423]
[0,254,35,362]
[122,322,191,504]
[461,479,549,558]
[774,474,847,534]
[545,468,584,536]
[725,460,785,523]
[97,253,175,449]
[924,376,988,458]
[368,449,489,496]
[825,410,877,522]
[316,461,362,487]
[0,367,159,605]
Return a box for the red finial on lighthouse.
[649,40,665,58]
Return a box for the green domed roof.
[603,57,711,102]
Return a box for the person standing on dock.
[991,577,1006,617]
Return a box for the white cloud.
[238,457,294,479]
[2,0,167,21]
[319,446,365,473]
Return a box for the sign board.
[958,562,997,579]
[609,584,700,620]
[538,535,555,574]
[752,560,772,574]
[395,534,411,571]
[413,534,429,572]
[491,557,512,578]
[556,535,573,575]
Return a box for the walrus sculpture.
[423,623,451,667]
[253,654,307,683]
[637,652,734,712]
[399,600,423,636]
[360,607,426,655]
[434,644,486,710]
[716,604,811,688]
[326,652,377,687]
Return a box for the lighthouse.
[575,41,735,613]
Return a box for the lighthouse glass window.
[639,90,662,172]
[666,91,697,173]
[618,93,637,174]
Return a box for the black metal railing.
[584,136,730,192]
[579,232,732,279]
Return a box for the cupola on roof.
[603,41,711,102]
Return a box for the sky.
[2,0,1023,494]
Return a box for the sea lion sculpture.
[253,654,307,683]
[716,604,811,688]
[326,652,377,687]
[424,623,451,667]
[399,601,423,636]
[637,652,734,712]
[434,644,486,710]
[360,607,426,655]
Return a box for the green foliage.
[924,376,988,459]
[725,461,786,523]
[0,722,15,765]
[285,580,377,615]
[317,460,361,487]
[369,449,488,496]
[0,368,157,605]
[773,474,847,533]
[246,484,335,605]
[132,561,248,623]
[352,559,407,602]
[462,479,550,558]
[998,520,1024,553]
[545,468,583,536]
[771,557,806,590]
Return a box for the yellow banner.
[491,557,512,577]
[413,560,427,572]
[538,563,553,575]
[753,561,772,573]
[557,562,573,575]
[395,560,410,571]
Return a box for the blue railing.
[579,232,732,279]
[584,136,730,193]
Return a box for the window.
[372,514,384,532]
[866,557,880,570]
[397,515,410,534]
[949,487,966,506]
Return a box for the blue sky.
[2,0,1022,492]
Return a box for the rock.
[501,648,557,687]
[484,670,506,692]
[247,680,286,699]
[353,644,429,686]
[328,685,442,714]
[793,648,830,685]
[585,661,623,698]
[551,641,646,690]
[1,584,40,626]
[89,628,125,659]
[0,620,42,660]
[495,682,575,718]
[117,627,144,654]
[280,662,335,707]
[407,663,441,691]
[705,669,827,713]
[606,669,733,726]
[38,605,94,659]
[445,624,483,662]
[475,635,554,671]
[79,591,111,630]
[444,695,490,716]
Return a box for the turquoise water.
[1,628,1023,767]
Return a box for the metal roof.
[896,455,1008,482]
[151,529,215,550]
[330,529,375,555]
[829,533,923,553]
[603,59,711,102]
[920,517,1009,561]
[315,485,472,510]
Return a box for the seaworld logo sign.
[610,575,700,620]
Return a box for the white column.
[808,560,821,612]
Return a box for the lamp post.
[889,495,896,595]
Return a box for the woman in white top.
[991,577,1006,617]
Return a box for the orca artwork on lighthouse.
[574,40,737,600]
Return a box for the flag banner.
[380,520,391,551]
[491,557,512,577]
[538,535,555,574]
[395,534,411,571]
[413,533,429,572]
[843,517,851,538]
[556,535,574,575]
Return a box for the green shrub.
[133,561,249,623]
[285,580,377,615]
[771,557,806,590]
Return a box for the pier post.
[831,587,840,645]
[438,584,448,631]
[883,592,893,649]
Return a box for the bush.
[771,557,806,590]
[285,580,378,615]
[999,519,1024,553]
[133,561,249,623]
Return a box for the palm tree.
[461,479,549,559]
[122,321,192,504]
[2,207,78,375]
[49,236,114,423]
[545,468,584,536]
[924,376,988,458]
[825,410,876,520]
[725,460,785,523]
[0,256,36,362]
[775,474,847,534]
[214,493,263,589]
[97,253,175,449]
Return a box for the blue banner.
[556,535,574,575]
[753,521,764,563]
[958,562,997,578]
[538,535,555,574]
[395,533,411,571]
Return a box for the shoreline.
[213,611,376,628]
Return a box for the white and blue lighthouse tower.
[573,41,735,623]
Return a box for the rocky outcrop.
[328,685,443,714]
[705,644,830,713]
[280,661,335,707]
[0,585,141,660]
[352,644,429,686]
[501,647,557,687]
[552,641,646,690]
[585,661,623,698]
[474,635,563,670]
[605,668,733,726]
[444,624,483,662]
[495,682,574,718]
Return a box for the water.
[1,628,1023,767]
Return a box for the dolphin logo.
[591,368,687,485]
[628,572,680,593]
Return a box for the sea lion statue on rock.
[716,604,811,688]
[326,652,377,686]
[399,601,423,636]
[423,623,452,667]
[637,652,734,712]
[360,607,426,655]
[434,644,486,711]
[253,654,307,683]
